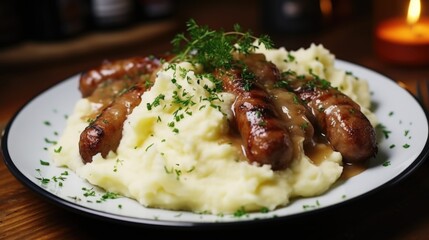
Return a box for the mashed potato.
[50,44,376,215]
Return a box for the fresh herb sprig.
[171,19,274,71]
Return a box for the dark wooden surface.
[1,2,429,239]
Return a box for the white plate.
[2,60,429,227]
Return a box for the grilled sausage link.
[214,67,294,170]
[286,75,378,164]
[234,53,281,87]
[236,53,316,146]
[79,85,145,163]
[79,56,161,98]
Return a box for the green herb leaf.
[171,19,273,71]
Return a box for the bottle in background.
[0,0,24,47]
[23,0,88,41]
[135,0,175,21]
[261,0,322,34]
[89,0,135,29]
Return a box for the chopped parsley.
[260,207,269,213]
[35,169,68,187]
[82,187,96,197]
[287,53,295,62]
[302,200,321,210]
[146,93,165,110]
[113,158,123,172]
[97,191,121,203]
[376,123,391,139]
[233,206,248,217]
[44,138,57,145]
[54,146,62,153]
[40,159,50,166]
[171,19,273,72]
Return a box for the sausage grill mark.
[79,85,146,163]
[283,73,378,164]
[235,53,377,165]
[213,67,294,170]
[236,53,317,148]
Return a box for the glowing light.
[407,0,421,25]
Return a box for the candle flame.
[407,0,421,25]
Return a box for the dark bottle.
[23,0,88,41]
[0,0,24,47]
[135,0,175,21]
[89,0,135,29]
[261,0,322,34]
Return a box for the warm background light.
[320,0,333,17]
[407,0,421,25]
[374,0,429,65]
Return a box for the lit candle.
[374,0,429,65]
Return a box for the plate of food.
[2,19,429,227]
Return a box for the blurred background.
[4,0,429,121]
[0,0,373,64]
[0,0,427,122]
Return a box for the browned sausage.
[79,56,161,98]
[233,53,281,87]
[213,67,294,170]
[285,75,378,164]
[236,53,316,147]
[79,84,146,163]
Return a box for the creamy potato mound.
[51,44,376,215]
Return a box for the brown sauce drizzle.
[220,125,367,180]
[305,143,334,165]
[304,141,365,179]
[341,162,368,180]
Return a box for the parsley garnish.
[303,200,321,210]
[376,123,391,139]
[147,94,165,110]
[97,191,121,203]
[44,138,57,145]
[40,159,50,166]
[82,187,96,197]
[171,19,273,71]
[233,206,248,217]
[54,146,62,153]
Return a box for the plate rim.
[2,59,429,229]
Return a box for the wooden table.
[1,6,429,239]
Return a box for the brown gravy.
[340,162,367,180]
[305,143,334,165]
[220,128,367,180]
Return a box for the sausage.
[236,53,316,147]
[79,84,146,163]
[233,53,281,87]
[285,75,378,164]
[79,56,161,98]
[213,67,294,170]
